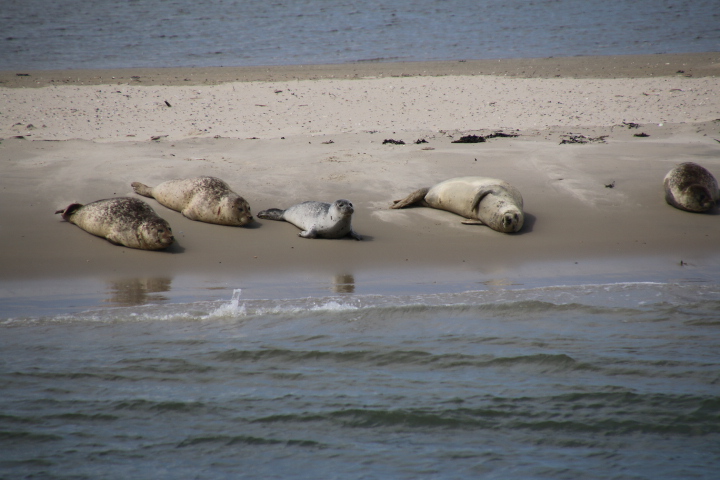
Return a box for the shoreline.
[1,52,719,88]
[1,52,719,314]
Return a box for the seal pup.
[131,176,252,226]
[55,197,174,250]
[257,200,362,240]
[391,176,524,233]
[663,162,719,212]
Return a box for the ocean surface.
[2,273,720,479]
[1,0,719,71]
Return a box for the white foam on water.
[206,289,361,319]
[207,289,247,318]
[3,279,719,326]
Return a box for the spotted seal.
[257,199,362,240]
[391,176,524,233]
[131,176,252,226]
[55,197,174,250]
[663,162,719,213]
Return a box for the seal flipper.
[469,188,493,213]
[461,219,485,225]
[299,226,318,238]
[131,182,155,198]
[347,229,362,241]
[55,203,83,221]
[390,187,430,209]
[257,208,286,221]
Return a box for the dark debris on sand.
[560,134,608,145]
[451,131,519,143]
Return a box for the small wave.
[44,413,118,422]
[176,434,323,449]
[175,281,720,323]
[4,280,719,325]
[206,289,360,319]
[213,348,591,373]
[112,399,207,413]
[0,431,62,443]
[247,391,720,435]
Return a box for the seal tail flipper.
[131,182,155,198]
[390,187,430,209]
[55,203,83,221]
[257,208,286,221]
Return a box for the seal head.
[663,162,719,213]
[483,203,524,233]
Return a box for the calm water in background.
[1,0,719,70]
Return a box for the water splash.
[207,289,246,318]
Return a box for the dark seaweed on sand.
[383,139,405,145]
[485,132,519,139]
[452,132,518,143]
[453,134,486,143]
[560,134,608,145]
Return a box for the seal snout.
[153,223,175,248]
[334,199,354,216]
[686,185,714,212]
[501,211,523,233]
[233,198,253,226]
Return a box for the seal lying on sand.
[391,176,524,233]
[55,197,174,250]
[257,200,362,240]
[663,162,719,213]
[131,176,252,226]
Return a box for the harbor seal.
[663,162,719,213]
[391,176,524,233]
[257,199,362,240]
[131,176,252,226]
[55,197,174,250]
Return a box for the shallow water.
[2,279,719,479]
[1,0,719,70]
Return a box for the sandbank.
[1,53,719,313]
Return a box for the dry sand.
[1,53,719,304]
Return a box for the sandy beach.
[1,53,719,305]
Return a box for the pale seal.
[391,176,524,233]
[663,162,719,213]
[131,176,252,226]
[55,197,174,250]
[257,199,362,240]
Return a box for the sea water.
[1,0,719,71]
[2,278,719,479]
